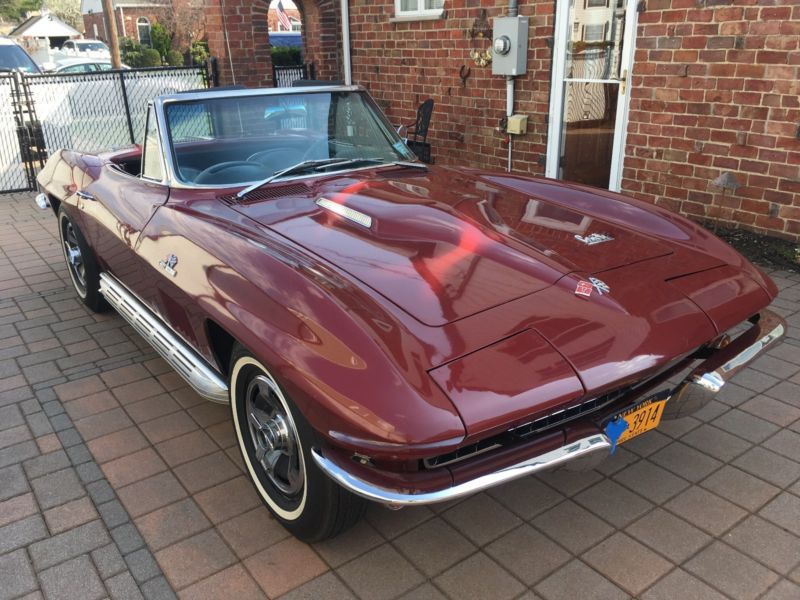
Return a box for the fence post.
[14,72,42,190]
[209,57,220,88]
[117,70,136,144]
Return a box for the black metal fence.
[272,63,315,88]
[0,73,40,193]
[1,65,210,194]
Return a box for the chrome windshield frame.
[152,85,415,191]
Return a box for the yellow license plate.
[617,398,667,445]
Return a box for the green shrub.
[120,36,143,66]
[271,46,302,66]
[141,48,162,67]
[150,22,172,58]
[124,51,142,67]
[166,49,184,66]
[190,41,209,65]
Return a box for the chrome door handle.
[76,191,95,201]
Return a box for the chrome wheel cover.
[61,218,86,293]
[245,375,305,497]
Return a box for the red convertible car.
[36,86,785,541]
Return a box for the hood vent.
[316,197,373,228]
[220,182,310,205]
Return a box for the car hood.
[232,166,674,326]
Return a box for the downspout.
[341,0,352,85]
[220,0,236,84]
[506,0,518,172]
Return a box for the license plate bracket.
[603,390,669,451]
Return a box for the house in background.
[204,0,800,240]
[80,0,169,45]
[9,10,80,64]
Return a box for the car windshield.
[163,90,417,185]
[76,42,108,51]
[0,45,40,73]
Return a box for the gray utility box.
[492,16,529,76]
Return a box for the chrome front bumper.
[311,434,611,507]
[663,308,786,419]
[313,309,786,507]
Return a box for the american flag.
[276,1,292,31]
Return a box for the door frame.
[545,0,640,192]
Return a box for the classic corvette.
[35,85,786,541]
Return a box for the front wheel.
[58,207,107,313]
[229,345,366,541]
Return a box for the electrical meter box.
[507,114,528,135]
[492,16,529,76]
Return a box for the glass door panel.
[547,0,637,191]
[561,81,618,188]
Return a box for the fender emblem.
[575,280,593,297]
[575,233,614,245]
[590,277,610,295]
[575,277,610,297]
[158,254,178,277]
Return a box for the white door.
[545,0,639,191]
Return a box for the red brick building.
[81,0,206,50]
[207,0,799,239]
[81,1,169,45]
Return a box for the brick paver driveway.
[2,191,799,600]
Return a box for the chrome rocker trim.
[664,308,786,419]
[312,433,611,507]
[98,273,229,404]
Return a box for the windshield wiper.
[237,157,427,199]
[316,158,428,172]
[236,158,352,199]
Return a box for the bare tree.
[42,0,82,31]
[161,0,207,51]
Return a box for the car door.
[76,105,169,296]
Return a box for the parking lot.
[1,190,799,600]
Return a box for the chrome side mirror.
[395,124,408,141]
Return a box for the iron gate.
[272,63,316,87]
[1,65,210,194]
[0,73,41,192]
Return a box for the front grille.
[423,385,634,469]
[508,386,631,439]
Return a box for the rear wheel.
[229,345,366,541]
[58,207,107,312]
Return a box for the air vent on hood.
[316,197,373,228]
[219,183,310,205]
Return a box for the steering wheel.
[194,161,265,185]
[247,148,305,171]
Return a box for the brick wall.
[206,0,273,87]
[82,13,108,41]
[346,0,799,240]
[295,0,341,80]
[211,0,799,239]
[622,0,800,239]
[349,0,552,175]
[82,8,175,45]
